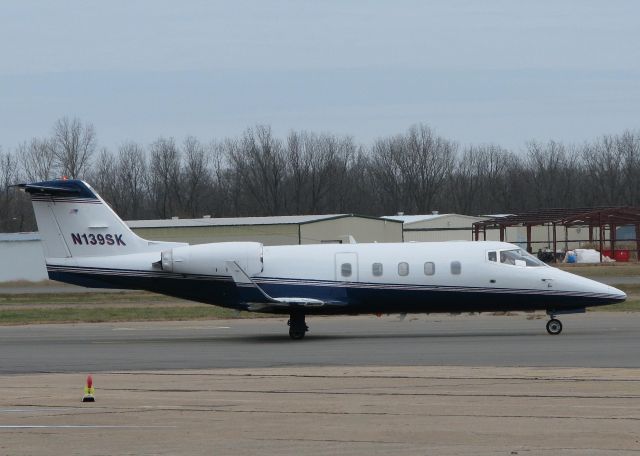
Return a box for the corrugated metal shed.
[127,214,403,245]
[127,214,350,228]
[383,214,495,242]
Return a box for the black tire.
[546,318,562,335]
[289,329,306,340]
[288,313,308,340]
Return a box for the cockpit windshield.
[498,249,545,267]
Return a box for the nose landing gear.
[288,313,308,340]
[546,318,563,335]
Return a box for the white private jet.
[15,179,625,339]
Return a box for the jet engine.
[159,242,263,277]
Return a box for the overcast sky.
[1,0,639,153]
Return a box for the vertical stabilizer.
[17,179,176,258]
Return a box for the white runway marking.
[112,326,230,331]
[0,408,76,413]
[0,425,176,429]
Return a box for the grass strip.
[0,291,176,306]
[0,306,270,325]
[589,300,640,312]
[555,263,640,277]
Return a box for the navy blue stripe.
[45,264,621,301]
[31,197,101,204]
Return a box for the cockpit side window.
[499,249,545,267]
[488,251,497,262]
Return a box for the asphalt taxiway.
[1,313,639,374]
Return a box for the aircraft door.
[335,252,358,282]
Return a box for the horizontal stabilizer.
[13,183,82,196]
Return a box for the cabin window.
[341,263,352,277]
[398,262,409,276]
[424,262,435,276]
[488,251,497,262]
[450,261,461,275]
[372,262,383,276]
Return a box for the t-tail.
[15,179,183,259]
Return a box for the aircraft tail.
[16,179,178,258]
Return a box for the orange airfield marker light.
[82,375,95,402]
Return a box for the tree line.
[1,117,639,232]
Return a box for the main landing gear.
[546,317,563,335]
[288,313,308,340]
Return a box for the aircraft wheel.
[289,328,306,340]
[288,313,308,340]
[546,318,562,335]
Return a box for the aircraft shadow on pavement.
[153,330,577,344]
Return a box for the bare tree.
[51,117,96,178]
[116,142,148,219]
[371,124,456,214]
[321,134,358,213]
[284,131,310,213]
[452,145,492,214]
[525,140,575,207]
[18,138,56,182]
[0,150,30,231]
[228,125,286,215]
[182,136,211,217]
[202,140,234,217]
[89,148,119,208]
[615,131,640,205]
[149,137,181,218]
[581,135,625,205]
[369,136,405,213]
[284,131,353,214]
[404,124,456,213]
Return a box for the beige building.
[127,214,403,246]
[383,214,498,242]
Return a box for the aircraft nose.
[606,284,626,301]
[588,279,626,302]
[560,271,627,303]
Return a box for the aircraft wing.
[225,261,343,311]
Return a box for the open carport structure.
[472,207,640,262]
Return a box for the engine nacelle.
[160,242,263,277]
